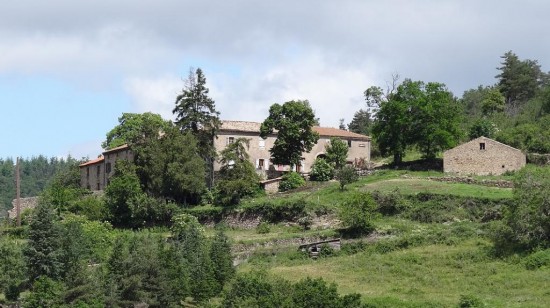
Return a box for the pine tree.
[209,231,235,293]
[24,202,63,281]
[173,68,221,188]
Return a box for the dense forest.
[0,156,80,217]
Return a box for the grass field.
[230,169,549,307]
[264,239,550,307]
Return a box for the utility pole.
[16,157,21,227]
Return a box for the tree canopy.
[102,112,170,150]
[260,100,320,167]
[370,79,462,164]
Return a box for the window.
[97,165,101,175]
[479,143,485,150]
[87,167,90,178]
[258,159,265,170]
[106,162,112,174]
[97,183,100,190]
[227,137,235,145]
[348,140,352,147]
[259,138,266,149]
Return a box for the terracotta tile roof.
[313,126,370,140]
[220,120,370,140]
[79,156,104,167]
[103,144,130,154]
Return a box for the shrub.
[309,158,334,181]
[524,249,550,270]
[339,192,379,236]
[371,190,410,216]
[335,165,358,191]
[279,172,305,192]
[256,222,271,234]
[497,166,550,251]
[458,294,485,307]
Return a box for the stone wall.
[427,176,514,188]
[443,137,526,175]
[7,196,39,220]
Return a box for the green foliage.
[25,276,64,308]
[496,51,543,112]
[370,79,462,164]
[260,100,320,167]
[348,109,372,135]
[102,112,171,149]
[216,138,261,205]
[458,294,485,308]
[222,272,363,308]
[480,88,505,116]
[524,249,550,270]
[256,221,271,234]
[495,115,550,153]
[104,160,144,227]
[133,126,206,205]
[241,199,308,222]
[0,238,26,302]
[171,213,218,301]
[279,172,306,192]
[335,165,358,191]
[468,118,496,139]
[24,203,62,281]
[495,166,550,251]
[325,137,348,169]
[339,192,379,235]
[309,158,334,181]
[173,67,221,162]
[0,156,79,215]
[67,195,109,221]
[210,231,236,291]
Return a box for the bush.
[458,294,485,307]
[256,222,271,234]
[371,190,410,216]
[242,199,309,222]
[497,166,550,251]
[339,192,379,236]
[524,249,550,270]
[335,165,358,191]
[279,172,305,192]
[309,158,334,181]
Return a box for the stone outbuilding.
[443,136,526,175]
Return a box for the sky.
[2,0,550,160]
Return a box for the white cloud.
[124,75,182,120]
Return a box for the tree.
[0,238,26,302]
[347,109,372,136]
[209,231,235,293]
[496,51,543,113]
[260,100,320,167]
[216,138,260,205]
[370,79,462,164]
[132,125,206,205]
[481,88,506,116]
[171,213,217,301]
[102,112,171,150]
[469,118,496,139]
[338,118,346,130]
[325,137,348,169]
[173,67,221,187]
[334,165,358,191]
[104,160,144,227]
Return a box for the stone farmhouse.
[79,120,371,190]
[443,136,526,175]
[79,145,133,191]
[216,121,371,176]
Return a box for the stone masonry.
[443,136,526,175]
